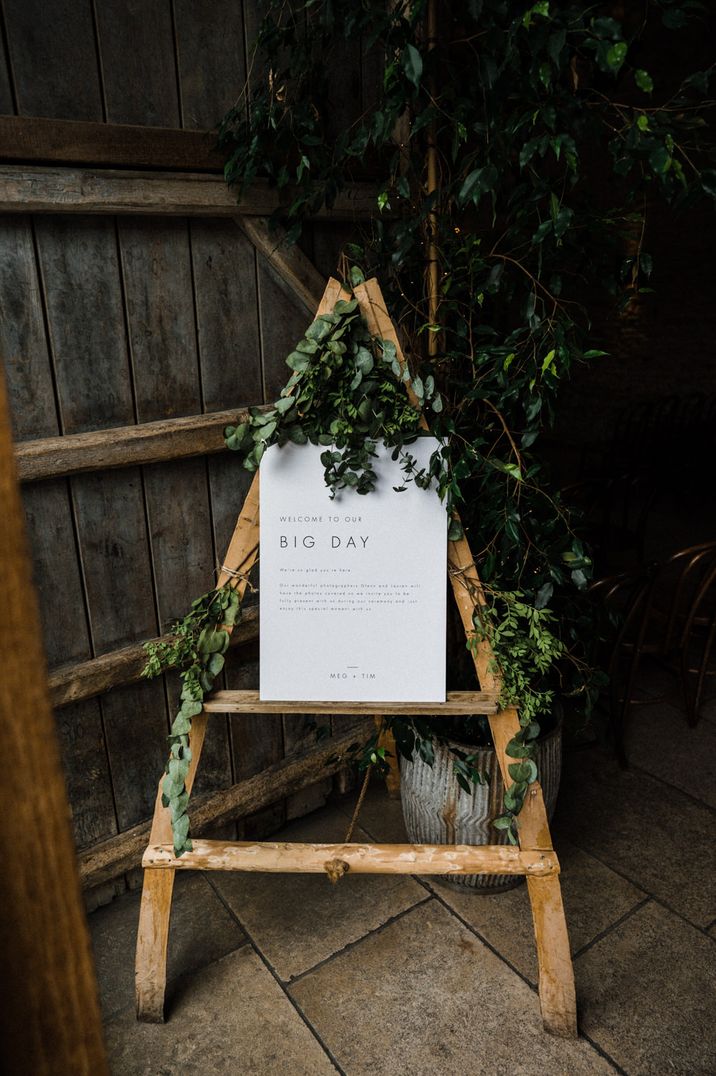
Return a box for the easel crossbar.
[202,689,500,715]
[142,839,560,876]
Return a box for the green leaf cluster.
[224,296,451,505]
[470,591,564,840]
[143,585,241,856]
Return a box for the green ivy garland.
[143,586,240,856]
[472,592,565,840]
[223,286,452,505]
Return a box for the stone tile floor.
[92,682,716,1075]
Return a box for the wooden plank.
[0,219,87,652]
[190,219,263,412]
[0,165,381,217]
[0,216,59,438]
[143,840,560,876]
[34,216,133,429]
[74,476,169,831]
[190,216,266,800]
[199,214,259,610]
[0,28,14,113]
[23,486,116,847]
[80,719,372,888]
[173,0,247,131]
[256,246,323,400]
[119,213,233,794]
[0,115,224,169]
[283,710,332,820]
[242,0,269,99]
[48,605,259,709]
[236,216,325,315]
[52,697,118,850]
[224,646,285,835]
[14,405,267,482]
[0,215,116,847]
[189,215,263,797]
[94,0,179,127]
[0,345,108,1075]
[35,214,169,832]
[204,690,500,715]
[118,217,201,421]
[2,0,103,120]
[118,216,215,627]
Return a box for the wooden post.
[0,371,108,1074]
[425,0,440,359]
[135,712,209,1022]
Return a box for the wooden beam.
[236,216,326,314]
[0,165,380,219]
[78,720,372,890]
[48,607,259,709]
[15,405,266,483]
[203,689,500,715]
[143,840,560,876]
[0,353,108,1072]
[0,114,225,171]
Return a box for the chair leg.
[689,615,716,726]
[609,693,630,770]
[527,874,578,1037]
[135,868,176,1022]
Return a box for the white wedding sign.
[259,439,447,701]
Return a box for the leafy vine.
[471,592,565,841]
[224,287,451,506]
[143,585,241,856]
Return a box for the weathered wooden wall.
[0,0,372,902]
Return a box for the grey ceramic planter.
[400,723,562,891]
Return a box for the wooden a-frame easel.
[135,277,577,1037]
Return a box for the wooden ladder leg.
[135,712,209,1022]
[374,717,400,798]
[488,709,578,1037]
[527,874,578,1037]
[135,869,176,1022]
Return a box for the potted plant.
[145,0,716,862]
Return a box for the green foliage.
[470,591,566,840]
[143,585,241,856]
[223,297,451,503]
[213,0,715,840]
